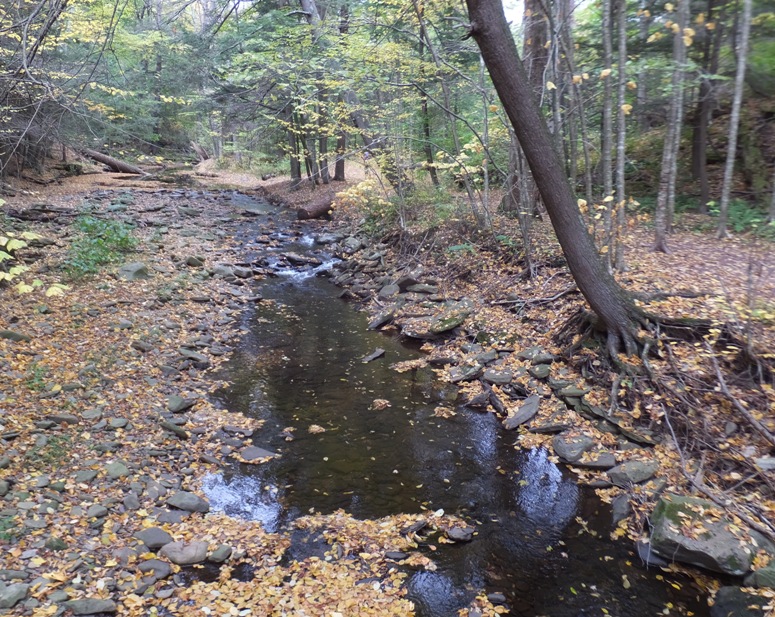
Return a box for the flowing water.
[203,195,710,616]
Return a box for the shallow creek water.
[203,195,710,617]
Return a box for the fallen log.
[297,196,334,220]
[190,141,209,162]
[81,149,147,175]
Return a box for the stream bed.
[203,195,710,616]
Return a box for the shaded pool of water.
[205,201,710,616]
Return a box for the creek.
[203,195,710,617]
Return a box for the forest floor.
[0,159,773,616]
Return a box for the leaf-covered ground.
[0,171,505,616]
[1,163,773,616]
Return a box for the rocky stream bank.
[0,173,772,616]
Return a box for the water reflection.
[206,209,709,617]
[516,448,578,527]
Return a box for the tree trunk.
[288,108,303,190]
[691,0,721,213]
[769,167,775,223]
[80,149,147,175]
[614,0,628,271]
[718,0,752,239]
[601,0,614,267]
[334,130,346,181]
[466,0,642,355]
[653,0,688,252]
[190,141,209,162]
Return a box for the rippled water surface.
[204,196,710,617]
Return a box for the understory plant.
[65,215,138,278]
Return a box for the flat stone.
[135,527,174,550]
[178,348,208,363]
[502,395,541,430]
[367,307,396,330]
[123,494,141,511]
[574,452,618,469]
[446,526,475,542]
[118,262,150,281]
[159,541,208,565]
[108,418,128,429]
[138,559,172,581]
[528,364,551,379]
[378,284,400,299]
[744,560,775,588]
[48,413,79,425]
[64,598,118,614]
[82,409,103,421]
[650,494,756,576]
[606,460,659,486]
[86,504,108,518]
[167,395,196,413]
[166,491,209,513]
[482,368,512,385]
[105,461,130,479]
[0,330,31,342]
[74,470,98,483]
[0,583,29,609]
[552,433,596,463]
[0,481,9,497]
[159,420,189,440]
[207,544,233,563]
[240,446,277,463]
[448,364,482,383]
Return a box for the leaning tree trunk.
[465,0,642,355]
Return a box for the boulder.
[166,491,210,513]
[650,494,756,575]
[135,527,174,550]
[606,460,659,486]
[118,262,150,281]
[552,432,596,463]
[710,586,767,617]
[159,541,208,565]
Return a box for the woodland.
[0,0,775,615]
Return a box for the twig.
[707,342,775,448]
[663,403,775,542]
[491,285,578,306]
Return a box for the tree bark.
[80,149,147,175]
[614,0,628,271]
[718,0,752,239]
[601,0,614,267]
[466,0,642,355]
[653,0,688,252]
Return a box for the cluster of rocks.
[314,228,775,611]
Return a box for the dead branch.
[663,403,775,542]
[491,285,578,306]
[708,343,775,448]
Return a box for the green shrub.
[65,216,137,278]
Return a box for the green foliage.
[0,516,23,543]
[26,362,49,391]
[707,200,775,238]
[64,216,137,278]
[26,434,73,468]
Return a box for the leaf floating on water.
[308,424,326,434]
[371,398,391,410]
[390,359,426,373]
[433,405,456,418]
